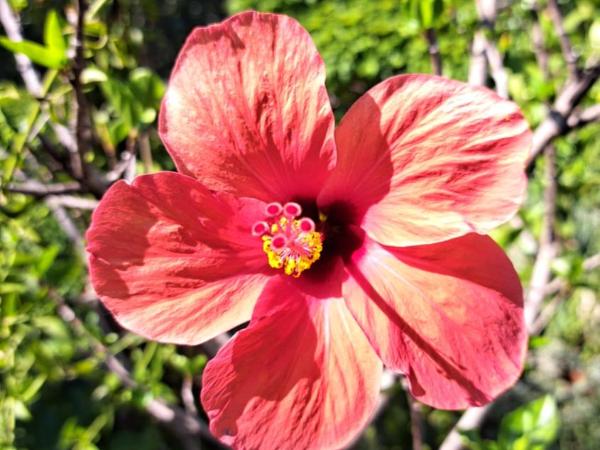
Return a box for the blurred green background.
[1,0,600,449]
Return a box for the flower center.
[252,202,323,278]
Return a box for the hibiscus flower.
[86,11,531,450]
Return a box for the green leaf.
[107,118,131,147]
[81,67,108,84]
[2,154,18,184]
[36,244,60,276]
[43,10,66,54]
[13,399,31,420]
[33,316,70,339]
[498,396,559,449]
[21,375,47,402]
[590,20,600,52]
[0,37,65,69]
[419,0,435,28]
[405,0,444,29]
[0,282,26,294]
[129,67,165,109]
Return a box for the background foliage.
[1,0,599,449]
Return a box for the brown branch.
[527,63,600,168]
[51,294,223,450]
[424,28,442,76]
[67,0,89,181]
[547,0,579,80]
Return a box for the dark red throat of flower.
[252,201,324,278]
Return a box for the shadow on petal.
[346,262,492,406]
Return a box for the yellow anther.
[261,216,323,278]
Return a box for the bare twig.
[581,253,600,272]
[566,104,600,128]
[547,0,579,80]
[123,134,137,182]
[530,296,562,336]
[424,28,442,76]
[105,149,136,183]
[139,130,154,173]
[439,406,491,450]
[50,195,98,209]
[7,180,83,196]
[544,252,600,296]
[468,0,508,97]
[202,333,230,358]
[406,388,424,450]
[181,376,199,416]
[531,2,550,79]
[45,195,86,259]
[468,30,488,86]
[51,294,222,450]
[527,63,600,168]
[483,38,508,98]
[532,252,600,334]
[524,145,558,331]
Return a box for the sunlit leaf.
[43,10,66,54]
[498,396,559,449]
[0,37,65,69]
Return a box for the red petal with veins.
[159,11,336,201]
[201,278,382,450]
[86,172,270,345]
[320,74,531,246]
[344,233,526,409]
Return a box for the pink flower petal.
[159,11,336,201]
[344,233,526,409]
[86,172,270,345]
[319,75,531,246]
[201,278,382,449]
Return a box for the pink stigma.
[265,202,283,217]
[252,221,269,236]
[299,218,315,232]
[271,234,287,250]
[283,202,302,218]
